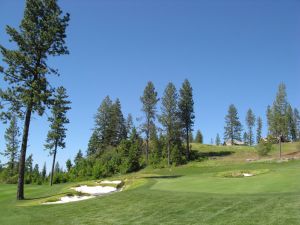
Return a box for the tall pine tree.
[268,83,289,140]
[159,83,180,166]
[224,104,242,145]
[256,116,263,144]
[140,82,159,164]
[246,108,255,146]
[45,87,71,186]
[0,0,70,199]
[178,79,195,160]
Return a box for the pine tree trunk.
[186,127,190,160]
[146,119,150,164]
[249,127,252,146]
[17,105,32,200]
[279,135,282,159]
[146,137,149,165]
[50,143,58,186]
[167,138,170,166]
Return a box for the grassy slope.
[0,142,300,225]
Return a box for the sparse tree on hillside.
[224,104,242,145]
[256,117,263,143]
[243,132,249,145]
[178,79,195,160]
[140,82,159,164]
[195,130,203,144]
[246,109,256,146]
[266,83,292,158]
[0,0,70,200]
[294,109,300,140]
[267,83,289,140]
[286,105,298,142]
[215,133,221,146]
[45,87,71,186]
[3,115,20,175]
[159,83,180,166]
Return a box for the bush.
[5,174,18,184]
[92,161,104,179]
[266,135,278,144]
[256,139,273,156]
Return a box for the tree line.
[73,80,195,179]
[222,83,300,146]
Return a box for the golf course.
[1,1,299,225]
[1,142,299,225]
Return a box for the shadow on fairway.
[25,192,70,201]
[199,151,234,157]
[190,150,234,161]
[143,175,183,179]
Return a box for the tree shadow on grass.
[190,150,234,161]
[199,151,234,157]
[143,175,183,179]
[25,192,70,201]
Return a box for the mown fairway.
[1,143,300,225]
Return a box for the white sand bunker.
[72,185,117,196]
[243,173,254,177]
[44,195,95,205]
[100,180,122,185]
[43,182,122,205]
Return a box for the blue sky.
[0,0,300,170]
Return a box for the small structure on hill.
[224,140,245,146]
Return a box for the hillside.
[0,142,300,224]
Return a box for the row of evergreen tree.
[1,80,300,184]
[1,81,299,186]
[222,83,300,146]
[86,80,195,168]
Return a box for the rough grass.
[217,169,270,178]
[0,142,300,225]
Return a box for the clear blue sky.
[0,0,299,171]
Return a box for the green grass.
[0,142,300,225]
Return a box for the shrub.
[92,161,104,179]
[5,174,18,184]
[256,139,273,156]
[266,135,278,144]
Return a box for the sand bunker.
[43,181,122,205]
[44,195,95,205]
[243,173,253,177]
[72,185,117,196]
[100,180,122,185]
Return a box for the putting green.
[150,161,300,194]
